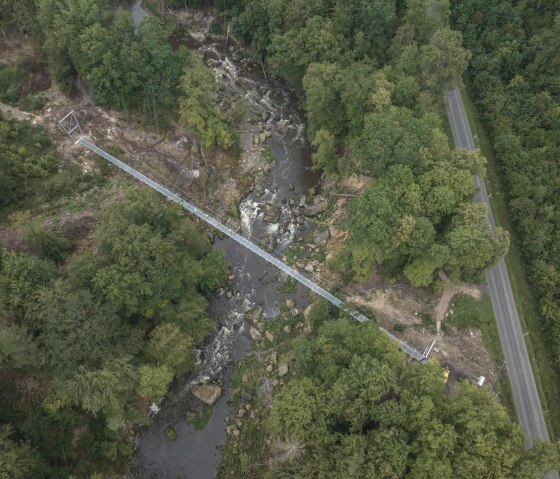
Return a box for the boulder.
[192,384,221,405]
[265,331,274,343]
[328,226,346,240]
[283,324,292,334]
[313,228,330,245]
[303,197,328,217]
[263,203,281,223]
[270,352,277,364]
[277,270,290,283]
[250,327,263,342]
[278,363,289,377]
[245,306,263,322]
[257,377,273,408]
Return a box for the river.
[132,2,321,478]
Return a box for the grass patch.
[261,145,274,164]
[165,426,177,442]
[191,405,214,431]
[278,278,297,294]
[460,82,560,438]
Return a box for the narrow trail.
[435,271,481,335]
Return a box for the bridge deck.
[77,137,427,363]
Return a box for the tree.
[349,106,440,176]
[267,16,347,91]
[332,0,397,61]
[405,0,450,44]
[0,426,44,479]
[267,317,557,478]
[0,325,42,369]
[311,129,338,174]
[59,356,137,430]
[269,377,330,447]
[346,185,403,265]
[302,62,344,140]
[0,249,58,320]
[447,223,509,276]
[137,364,173,400]
[147,323,196,375]
[39,287,137,373]
[420,28,472,93]
[178,52,236,148]
[10,211,69,263]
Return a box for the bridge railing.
[76,136,430,363]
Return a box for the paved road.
[446,87,558,478]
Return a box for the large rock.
[313,227,330,245]
[278,363,289,377]
[250,327,263,342]
[263,203,281,223]
[257,377,273,408]
[303,197,328,217]
[245,306,263,322]
[192,384,221,405]
[277,270,290,283]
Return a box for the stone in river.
[192,384,221,405]
[263,203,281,223]
[245,305,263,322]
[250,327,263,342]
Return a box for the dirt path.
[435,270,481,335]
[0,101,36,121]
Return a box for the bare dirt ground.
[0,101,35,121]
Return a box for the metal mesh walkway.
[77,137,428,363]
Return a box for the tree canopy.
[266,317,560,478]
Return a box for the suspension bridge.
[59,110,434,363]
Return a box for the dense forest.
[0,118,228,476]
[450,1,560,370]
[266,312,558,478]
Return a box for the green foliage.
[266,318,560,478]
[192,404,214,431]
[0,325,42,370]
[11,211,69,263]
[179,53,237,149]
[38,286,139,372]
[0,186,229,474]
[311,129,338,174]
[137,364,174,400]
[0,118,57,208]
[0,56,49,112]
[0,249,58,320]
[147,323,196,375]
[0,425,44,479]
[348,107,439,177]
[58,356,137,430]
[419,27,471,94]
[34,1,188,124]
